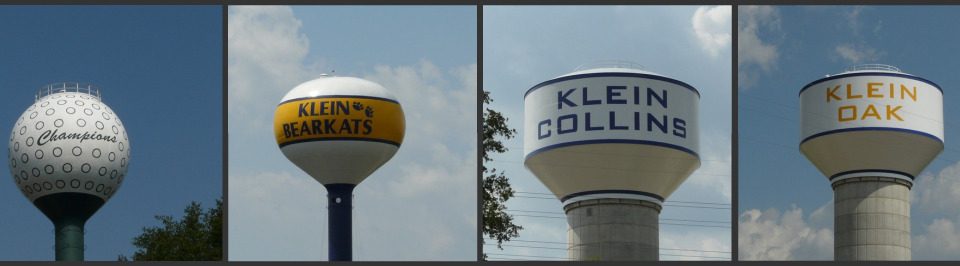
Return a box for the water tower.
[799,64,943,260]
[273,75,405,261]
[8,83,131,261]
[524,65,700,260]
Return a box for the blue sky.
[228,6,476,261]
[739,6,960,260]
[484,6,731,261]
[0,6,222,261]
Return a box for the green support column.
[34,192,104,262]
[54,216,85,261]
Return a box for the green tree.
[119,199,222,261]
[481,90,522,260]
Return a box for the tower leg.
[833,177,911,261]
[565,198,660,261]
[326,184,355,261]
[54,216,85,261]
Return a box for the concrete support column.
[564,198,660,261]
[833,177,911,261]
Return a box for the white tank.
[800,64,943,184]
[523,67,700,206]
[273,75,405,185]
[9,83,130,202]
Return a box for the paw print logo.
[364,106,374,118]
[352,102,364,111]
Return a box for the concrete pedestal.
[833,177,911,261]
[564,198,661,261]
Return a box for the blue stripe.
[279,95,399,105]
[524,72,700,99]
[829,169,914,181]
[799,72,943,96]
[524,139,699,161]
[561,190,664,203]
[279,137,401,148]
[801,127,943,145]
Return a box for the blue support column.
[325,184,355,261]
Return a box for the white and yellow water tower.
[273,75,405,261]
[799,64,944,261]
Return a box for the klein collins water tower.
[799,64,943,261]
[273,75,405,261]
[524,66,700,261]
[8,83,130,261]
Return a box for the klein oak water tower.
[524,65,700,261]
[800,64,943,261]
[8,83,131,261]
[273,75,405,261]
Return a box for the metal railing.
[574,60,646,72]
[36,82,101,102]
[845,64,901,73]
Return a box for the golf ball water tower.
[799,64,944,260]
[524,63,700,261]
[8,82,130,261]
[273,75,405,261]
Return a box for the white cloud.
[363,61,477,154]
[740,159,960,261]
[738,203,833,260]
[833,7,885,65]
[691,6,731,58]
[873,19,884,36]
[913,218,960,260]
[352,62,478,260]
[227,6,477,260]
[228,171,328,260]
[685,133,732,201]
[834,43,882,64]
[845,6,865,37]
[737,6,781,90]
[911,160,960,260]
[807,199,833,229]
[661,230,732,261]
[228,6,315,130]
[912,160,960,218]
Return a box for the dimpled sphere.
[8,92,130,202]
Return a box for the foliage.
[119,199,222,261]
[481,90,522,260]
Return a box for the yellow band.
[274,96,405,147]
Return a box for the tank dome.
[523,67,700,206]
